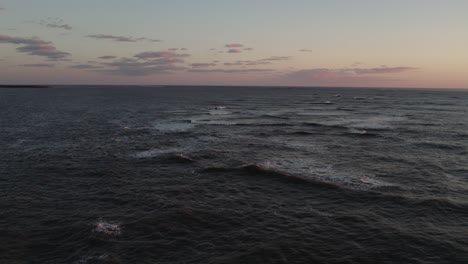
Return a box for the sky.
[0,0,467,88]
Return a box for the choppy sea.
[1,86,467,263]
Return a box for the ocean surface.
[0,86,467,264]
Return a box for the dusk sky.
[0,0,467,88]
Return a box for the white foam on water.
[257,157,399,191]
[153,121,194,132]
[348,128,369,135]
[132,147,182,158]
[325,115,406,130]
[93,221,121,236]
[209,109,232,115]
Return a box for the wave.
[93,221,121,236]
[259,114,290,120]
[201,163,468,212]
[343,128,380,137]
[201,164,341,189]
[209,109,232,115]
[167,153,194,163]
[202,164,468,210]
[131,148,183,158]
[301,122,348,130]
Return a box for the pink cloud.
[0,34,70,60]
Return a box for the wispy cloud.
[134,50,190,59]
[244,48,254,51]
[261,56,291,61]
[87,34,161,43]
[97,53,188,76]
[98,55,117,60]
[246,61,272,66]
[351,67,418,74]
[282,66,419,86]
[0,34,70,60]
[299,49,312,52]
[224,62,244,66]
[190,63,217,68]
[69,64,104,69]
[223,56,290,66]
[287,67,418,78]
[225,43,243,48]
[227,48,242,53]
[188,68,274,73]
[21,63,55,68]
[39,18,72,30]
[351,62,363,67]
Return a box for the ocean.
[1,86,467,263]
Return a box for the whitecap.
[209,109,232,115]
[93,221,121,236]
[359,176,397,188]
[348,128,368,135]
[132,148,182,158]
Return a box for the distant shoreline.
[0,85,51,88]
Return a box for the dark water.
[1,86,467,264]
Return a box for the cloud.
[299,49,312,52]
[134,50,190,59]
[98,54,187,76]
[87,34,161,42]
[39,18,72,30]
[227,48,242,53]
[98,55,117,60]
[101,64,186,76]
[261,56,291,61]
[70,64,104,69]
[351,67,418,74]
[21,63,55,68]
[190,63,217,68]
[188,68,274,73]
[222,57,288,66]
[282,66,419,86]
[224,60,273,66]
[224,62,244,66]
[168,48,178,51]
[0,34,70,60]
[225,43,244,48]
[246,61,272,66]
[244,48,254,51]
[287,67,417,78]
